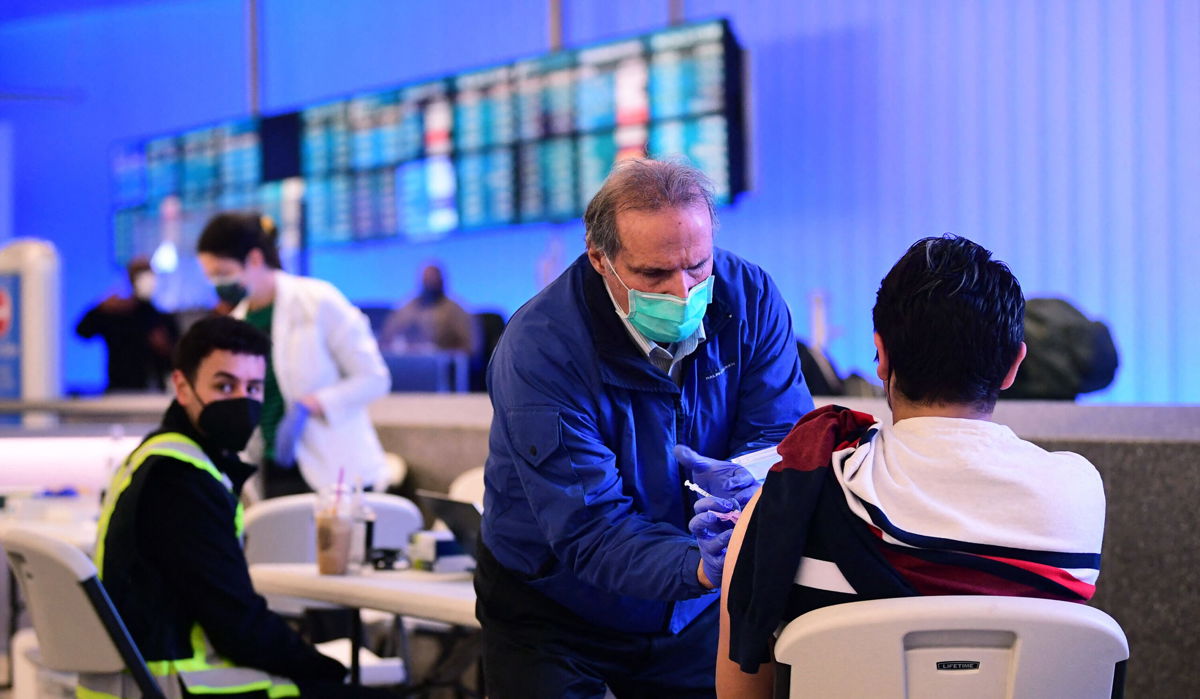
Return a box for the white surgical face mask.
[133,272,157,301]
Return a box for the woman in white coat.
[196,212,391,497]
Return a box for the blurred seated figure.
[379,264,474,354]
[795,340,843,396]
[714,236,1105,697]
[75,256,177,392]
[1005,297,1119,400]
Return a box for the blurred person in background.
[196,212,390,498]
[75,256,177,392]
[378,263,475,354]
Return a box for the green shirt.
[244,304,285,461]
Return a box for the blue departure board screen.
[293,18,742,245]
[111,119,264,266]
[112,18,745,262]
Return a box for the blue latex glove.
[688,496,739,588]
[674,444,759,509]
[273,402,309,467]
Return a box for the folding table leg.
[350,609,362,685]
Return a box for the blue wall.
[1,0,1197,402]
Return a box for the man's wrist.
[697,559,715,589]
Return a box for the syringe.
[684,480,741,523]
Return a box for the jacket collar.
[580,254,734,393]
[157,400,257,493]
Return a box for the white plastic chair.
[242,492,423,685]
[773,596,1129,699]
[243,493,321,617]
[0,527,167,698]
[447,466,485,507]
[383,452,409,490]
[243,492,423,571]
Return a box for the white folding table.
[249,563,477,627]
[249,563,479,687]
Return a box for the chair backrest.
[469,311,507,391]
[383,452,409,490]
[362,492,423,551]
[447,466,485,507]
[357,305,394,336]
[773,596,1128,699]
[243,492,423,564]
[243,494,318,564]
[0,527,165,698]
[474,311,506,359]
[383,351,467,392]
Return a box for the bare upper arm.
[716,488,775,698]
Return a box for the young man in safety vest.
[82,316,387,698]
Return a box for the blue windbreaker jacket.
[481,250,812,634]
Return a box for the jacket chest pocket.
[507,408,563,468]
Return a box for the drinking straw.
[334,467,345,511]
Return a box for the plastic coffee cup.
[315,509,353,575]
[315,484,356,575]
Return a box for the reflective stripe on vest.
[81,433,297,699]
[94,433,244,578]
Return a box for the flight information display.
[112,18,745,261]
[111,119,265,265]
[295,18,743,245]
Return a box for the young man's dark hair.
[196,211,283,269]
[173,315,271,383]
[872,234,1025,410]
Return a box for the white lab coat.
[234,271,390,491]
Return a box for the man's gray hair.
[584,158,719,259]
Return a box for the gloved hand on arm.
[674,444,759,509]
[688,495,740,588]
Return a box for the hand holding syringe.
[684,475,743,589]
[685,480,741,523]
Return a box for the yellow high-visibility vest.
[79,433,299,699]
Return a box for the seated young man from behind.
[710,235,1105,697]
[83,316,390,698]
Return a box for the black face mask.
[418,284,444,306]
[194,395,262,453]
[215,281,248,307]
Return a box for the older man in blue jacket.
[477,158,812,697]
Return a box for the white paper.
[732,445,783,483]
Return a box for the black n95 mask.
[197,397,262,452]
